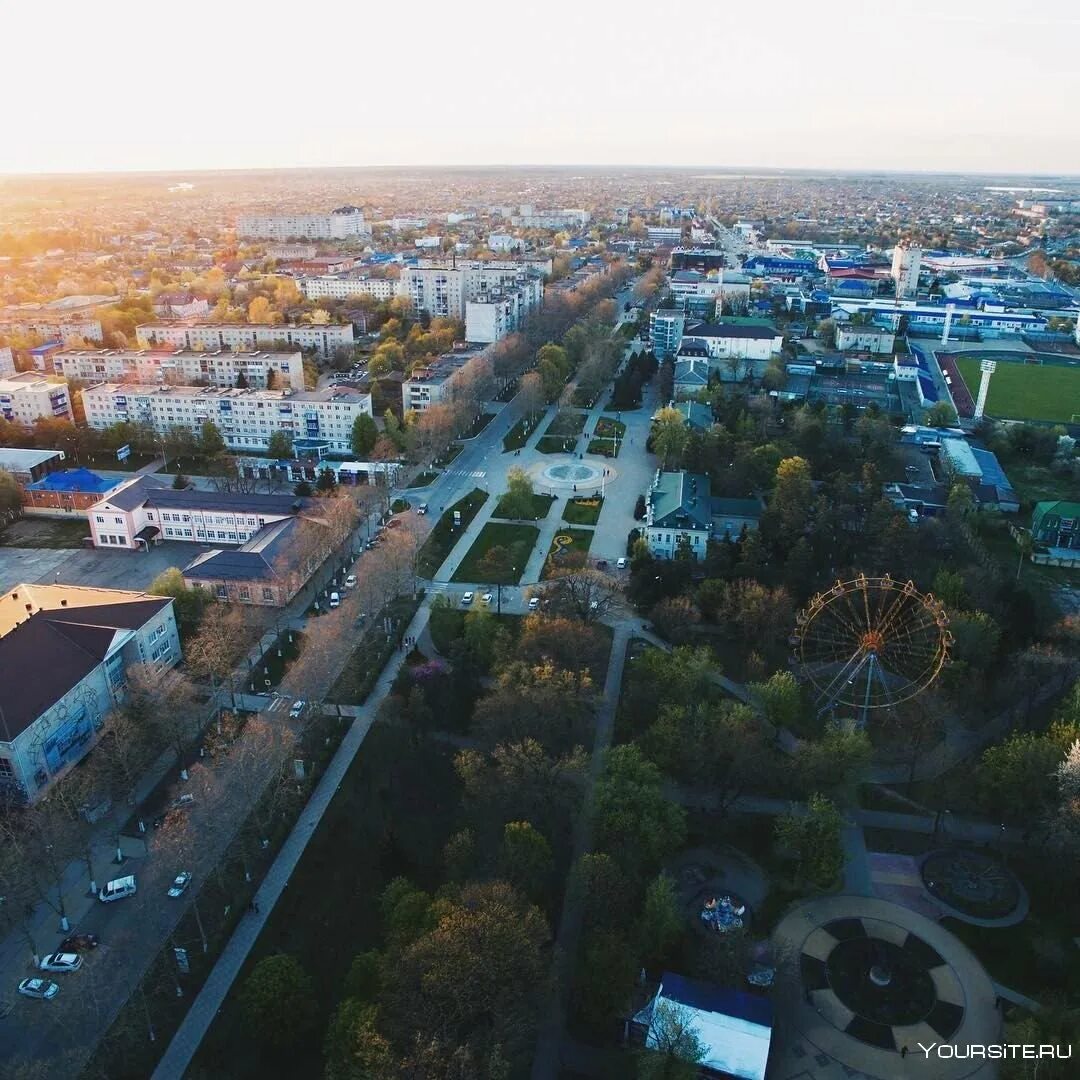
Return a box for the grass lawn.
[502,415,541,452]
[462,412,495,439]
[587,438,620,457]
[536,435,578,454]
[245,631,304,693]
[541,527,594,578]
[594,418,626,440]
[452,522,538,584]
[954,356,1080,424]
[407,469,440,488]
[0,516,90,548]
[433,443,463,467]
[562,496,604,526]
[545,409,587,437]
[415,487,488,578]
[327,594,423,704]
[492,492,555,520]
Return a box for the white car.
[616,557,628,570]
[18,978,59,1001]
[344,575,357,589]
[289,700,306,719]
[528,597,541,611]
[461,592,474,606]
[39,953,82,973]
[416,504,428,516]
[480,592,493,606]
[329,591,341,609]
[168,871,192,898]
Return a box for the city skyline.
[6,0,1079,176]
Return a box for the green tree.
[772,456,814,532]
[199,420,226,458]
[978,730,1070,822]
[750,670,805,732]
[572,928,638,1033]
[238,954,318,1050]
[500,466,536,520]
[635,999,706,1080]
[593,745,687,879]
[774,793,844,889]
[0,469,21,514]
[793,721,872,805]
[815,318,837,349]
[925,401,957,427]
[266,429,293,460]
[639,873,682,969]
[316,467,338,492]
[652,407,689,469]
[351,414,378,457]
[497,821,554,902]
[324,1000,398,1080]
[148,566,206,639]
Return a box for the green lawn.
[415,488,488,578]
[545,409,587,437]
[492,492,555,520]
[954,357,1080,423]
[587,438,620,457]
[452,522,538,584]
[542,527,594,578]
[0,517,90,548]
[502,416,540,452]
[536,435,578,454]
[562,497,604,526]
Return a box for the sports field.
[954,356,1080,423]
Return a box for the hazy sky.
[5,0,1079,175]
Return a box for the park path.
[150,599,434,1080]
[530,621,632,1080]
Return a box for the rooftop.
[82,382,370,404]
[100,476,311,517]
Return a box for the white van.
[99,875,137,903]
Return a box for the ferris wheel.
[791,574,952,721]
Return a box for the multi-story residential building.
[835,324,896,354]
[0,583,179,802]
[649,307,686,360]
[890,243,922,298]
[267,244,318,260]
[54,347,306,390]
[669,248,725,272]
[0,316,102,346]
[81,383,372,454]
[297,275,401,302]
[401,347,485,414]
[135,322,354,360]
[647,226,683,244]
[237,206,370,240]
[510,209,590,229]
[465,278,544,343]
[401,261,544,320]
[0,346,14,377]
[0,372,73,424]
[488,234,524,253]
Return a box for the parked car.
[99,875,136,903]
[167,872,192,898]
[616,557,628,569]
[60,932,98,952]
[528,597,541,611]
[39,952,82,973]
[18,978,59,1001]
[461,592,474,606]
[480,592,493,606]
[289,699,306,719]
[416,504,428,516]
[329,591,341,609]
[344,575,357,589]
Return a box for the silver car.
[167,871,192,898]
[39,953,82,974]
[18,978,59,1000]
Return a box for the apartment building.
[135,322,355,360]
[0,346,14,377]
[401,261,544,320]
[0,316,102,346]
[401,347,485,414]
[465,278,544,343]
[510,208,590,228]
[81,383,372,454]
[0,372,73,423]
[297,276,401,302]
[267,244,318,260]
[890,243,922,298]
[53,347,306,390]
[237,206,370,240]
[0,584,179,803]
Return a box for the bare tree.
[183,603,249,692]
[536,567,621,625]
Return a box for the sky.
[5,0,1080,176]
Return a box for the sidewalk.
[151,599,434,1079]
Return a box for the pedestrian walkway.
[151,599,434,1080]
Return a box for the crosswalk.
[442,468,486,479]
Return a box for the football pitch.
[954,356,1080,424]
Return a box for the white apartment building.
[237,206,370,240]
[0,316,102,346]
[647,226,683,244]
[401,347,485,414]
[0,346,14,377]
[488,234,524,253]
[465,278,544,343]
[81,383,372,453]
[268,244,318,260]
[891,243,922,298]
[298,276,400,302]
[0,372,73,424]
[402,261,544,320]
[510,209,590,229]
[135,322,355,360]
[54,347,306,390]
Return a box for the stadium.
[938,351,1080,425]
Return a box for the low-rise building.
[1031,501,1079,551]
[0,447,66,485]
[152,293,211,320]
[0,372,73,423]
[53,347,305,390]
[647,226,683,244]
[487,234,523,253]
[673,357,710,397]
[0,584,179,803]
[135,322,355,360]
[81,382,372,455]
[644,470,762,560]
[835,324,896,354]
[679,321,783,364]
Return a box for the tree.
[476,543,514,585]
[148,566,207,638]
[593,745,687,879]
[239,954,318,1049]
[247,296,278,325]
[925,401,957,428]
[750,670,805,733]
[499,466,536,520]
[636,999,706,1080]
[0,469,21,515]
[815,318,837,348]
[324,1001,398,1080]
[316,467,338,492]
[183,603,247,689]
[516,614,607,678]
[772,456,813,532]
[519,372,544,419]
[793,721,872,805]
[978,729,1071,822]
[351,413,378,457]
[266,429,293,460]
[497,821,554,902]
[774,793,844,889]
[199,420,226,458]
[639,873,682,970]
[652,407,689,469]
[537,567,620,625]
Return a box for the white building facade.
[81,383,372,453]
[297,276,401,302]
[465,278,544,343]
[0,346,14,377]
[0,373,73,424]
[237,207,370,240]
[890,244,922,298]
[0,317,102,346]
[401,262,544,320]
[135,322,354,360]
